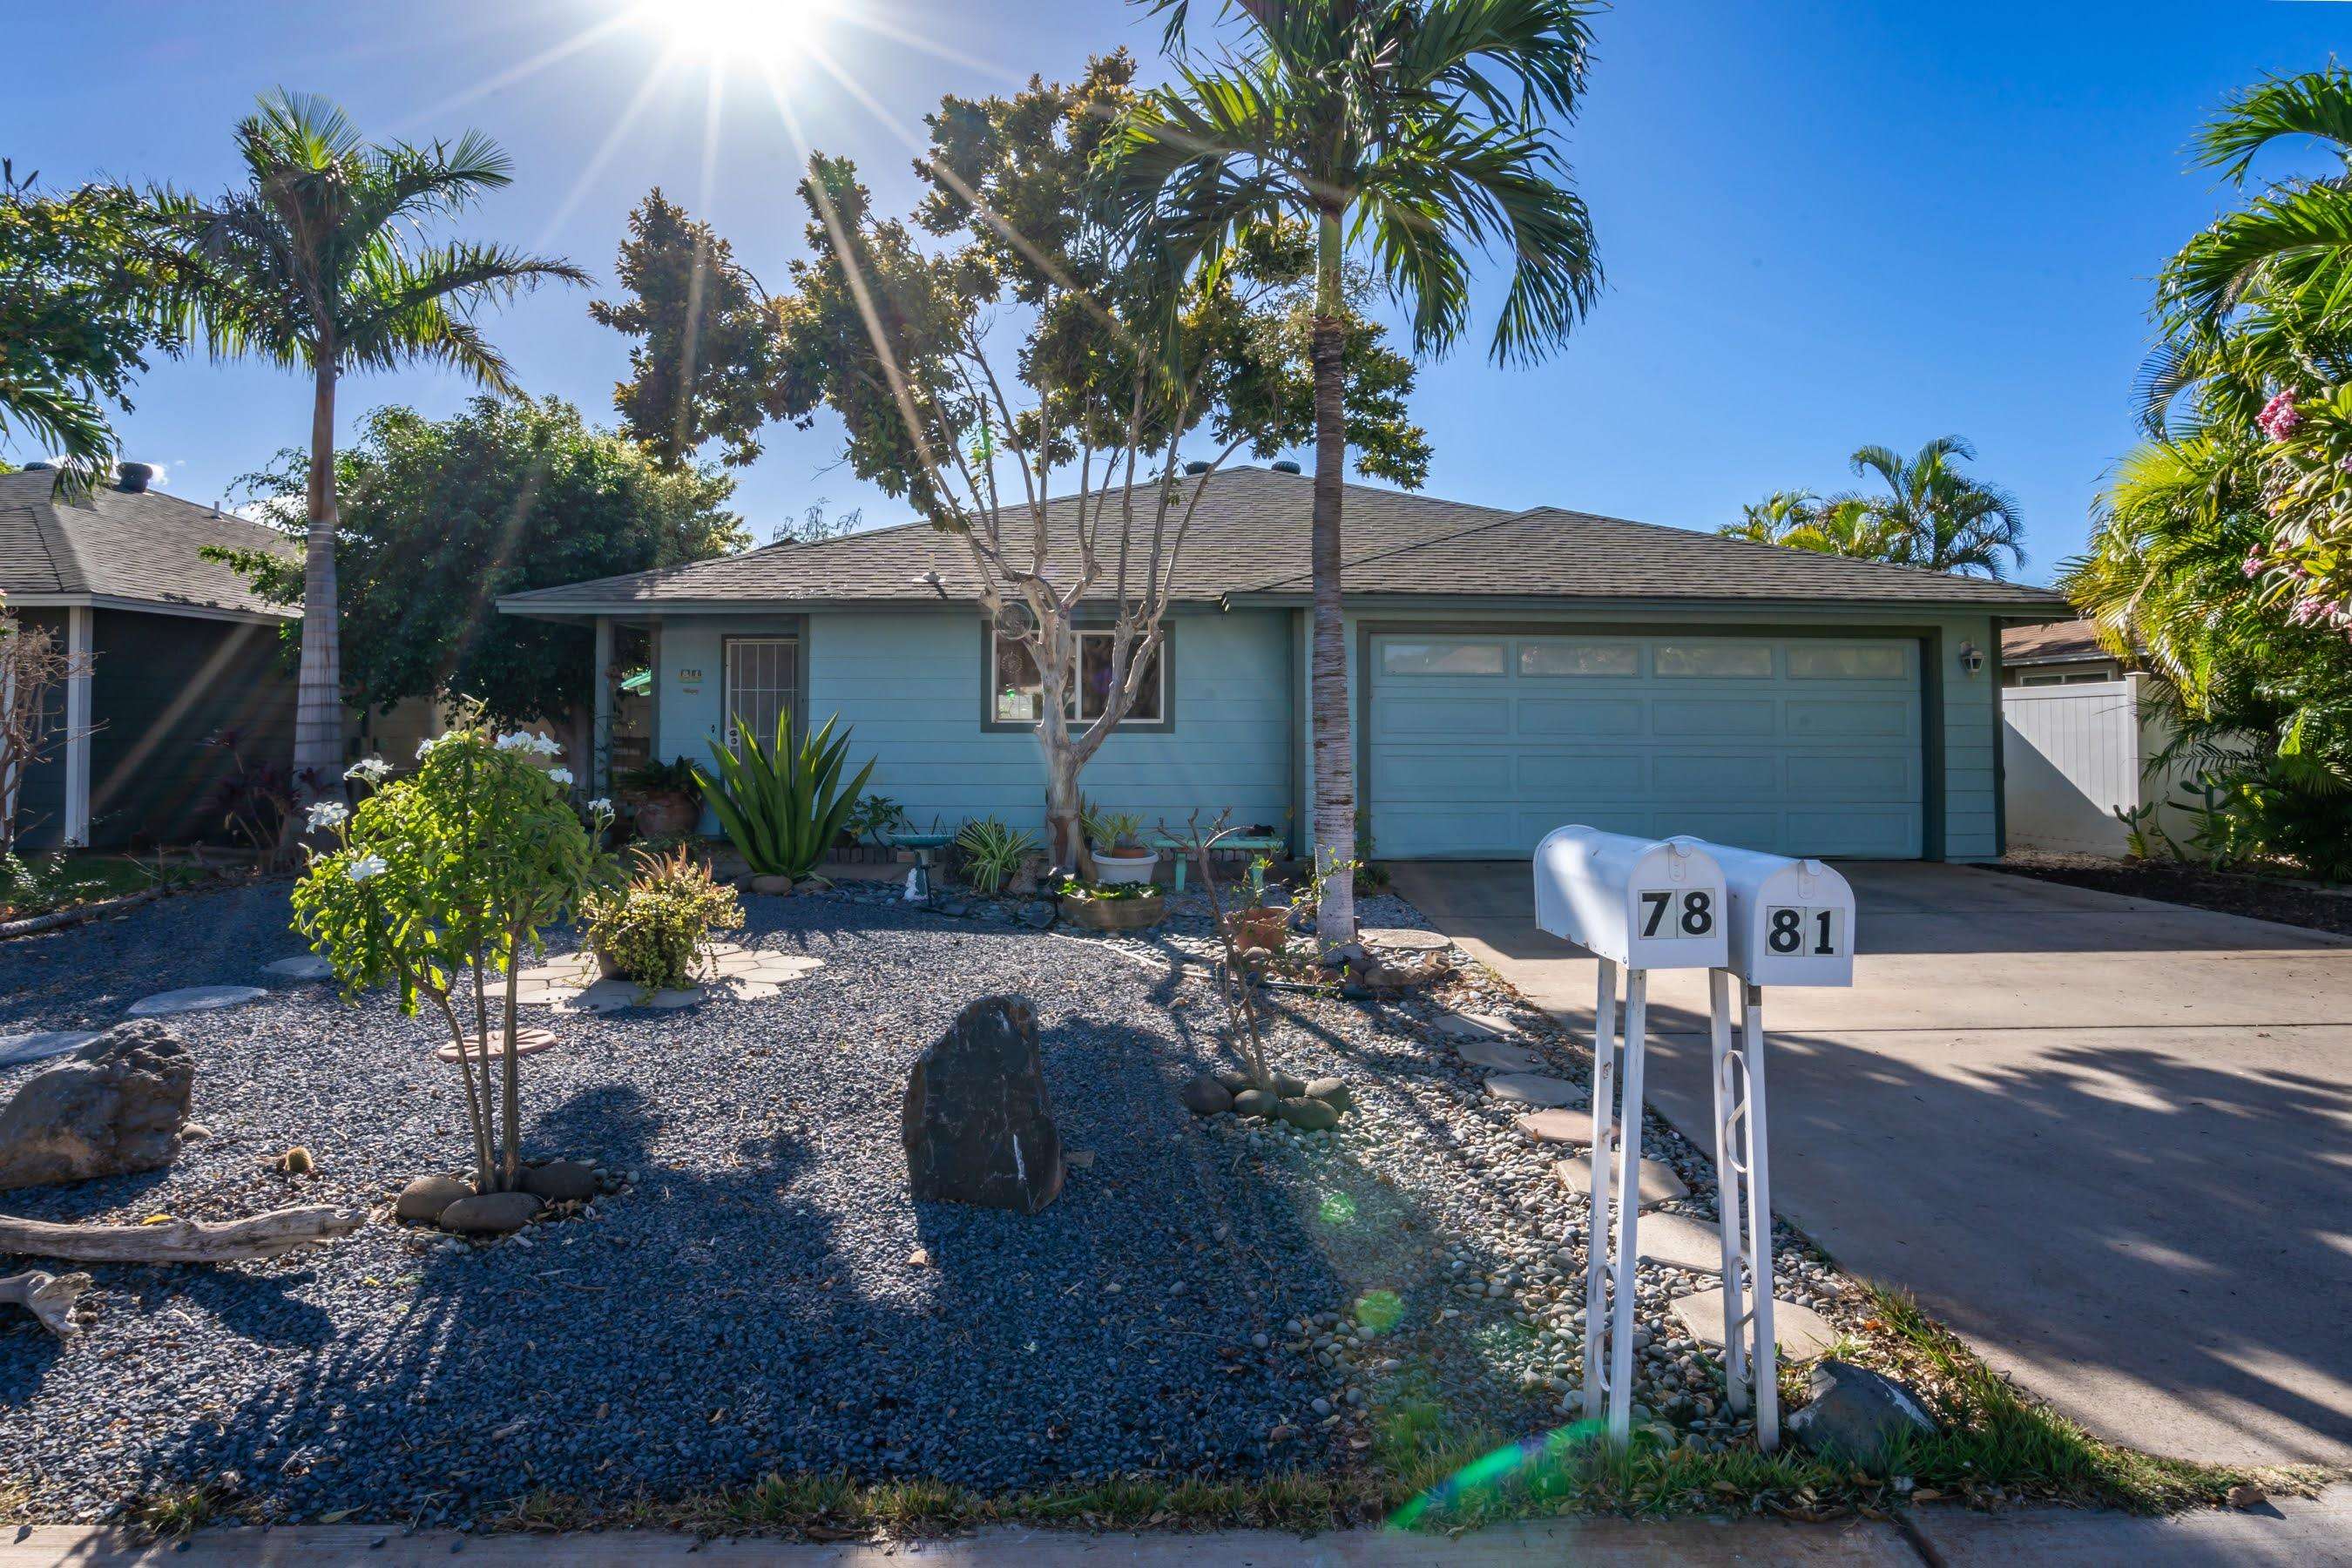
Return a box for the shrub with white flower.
[293,724,614,1196]
[345,756,393,785]
[307,801,349,833]
[547,767,573,787]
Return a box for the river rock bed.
[0,881,1865,1526]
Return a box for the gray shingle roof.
[2003,618,2116,664]
[1260,505,2074,609]
[0,469,295,618]
[497,465,2072,616]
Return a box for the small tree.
[767,56,1427,872]
[0,598,96,855]
[293,727,612,1193]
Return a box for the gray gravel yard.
[0,882,1861,1528]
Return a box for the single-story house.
[498,466,2072,862]
[1,463,303,851]
[2002,618,2126,686]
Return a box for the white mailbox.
[1534,827,1728,970]
[1713,844,1856,988]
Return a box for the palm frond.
[2193,65,2352,184]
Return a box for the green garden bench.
[1139,831,1288,894]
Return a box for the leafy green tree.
[1720,491,1902,559]
[214,396,745,737]
[0,164,179,491]
[1105,0,1604,942]
[766,55,1429,871]
[149,91,586,795]
[295,727,615,1193]
[589,189,781,470]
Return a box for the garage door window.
[1382,639,1505,676]
[1655,642,1773,678]
[1519,639,1639,677]
[1788,644,1906,679]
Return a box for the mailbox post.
[1533,828,1727,1442]
[1704,845,1856,1452]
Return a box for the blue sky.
[7,0,2347,584]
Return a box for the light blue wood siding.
[655,608,1294,842]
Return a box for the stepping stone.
[0,1031,98,1068]
[743,956,824,983]
[1634,1212,1730,1275]
[1554,1154,1690,1210]
[517,959,594,984]
[1514,1108,1592,1146]
[436,1027,558,1064]
[647,988,706,1010]
[1482,1072,1583,1108]
[1673,1288,1842,1362]
[1456,1037,1539,1073]
[551,980,638,1016]
[263,955,335,980]
[1432,1011,1517,1041]
[127,984,267,1017]
[1361,927,1450,955]
[713,979,781,1002]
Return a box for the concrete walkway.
[1390,860,2352,1470]
[8,1492,2349,1565]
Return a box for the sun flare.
[634,0,837,65]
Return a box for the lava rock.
[1179,1075,1233,1116]
[1787,1360,1936,1470]
[1267,1071,1308,1098]
[1230,1088,1279,1119]
[1302,1077,1351,1112]
[437,1192,544,1234]
[902,996,1064,1215]
[1275,1096,1340,1132]
[0,1020,193,1193]
[520,1159,598,1203]
[395,1174,475,1223]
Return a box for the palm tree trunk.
[295,362,344,799]
[1309,206,1356,947]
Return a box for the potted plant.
[953,816,1039,896]
[1054,875,1164,930]
[582,843,744,997]
[618,757,703,839]
[1083,804,1156,885]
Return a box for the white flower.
[416,735,444,760]
[345,757,391,783]
[547,767,574,787]
[346,853,389,883]
[495,730,562,758]
[306,801,348,832]
[587,797,614,816]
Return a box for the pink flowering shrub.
[2257,389,2304,442]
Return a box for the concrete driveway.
[1389,860,2352,1470]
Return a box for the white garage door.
[1366,632,1924,860]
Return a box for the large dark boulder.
[1787,1359,1937,1470]
[0,1020,194,1193]
[902,996,1064,1214]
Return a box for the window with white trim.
[723,638,799,747]
[989,625,1166,727]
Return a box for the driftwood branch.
[0,1268,92,1336]
[0,1206,363,1263]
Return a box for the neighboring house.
[498,466,2071,862]
[2,463,302,852]
[1998,618,2188,858]
[2002,618,2126,686]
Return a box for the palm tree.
[1846,436,2024,578]
[1720,490,1906,561]
[1107,1,1603,943]
[2159,66,2352,339]
[151,92,585,794]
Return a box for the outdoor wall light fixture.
[1957,641,1984,675]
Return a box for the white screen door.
[723,638,799,747]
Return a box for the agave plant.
[696,713,876,882]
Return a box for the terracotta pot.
[630,790,700,839]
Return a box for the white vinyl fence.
[2002,674,2186,856]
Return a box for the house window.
[989,625,1167,727]
[723,637,799,747]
